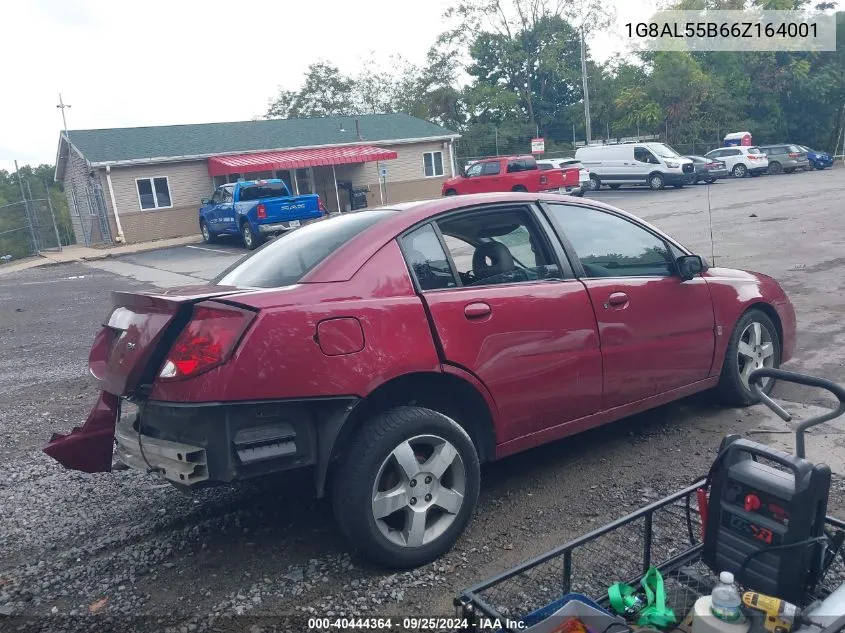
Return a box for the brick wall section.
[99,160,213,243]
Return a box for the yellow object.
[741,592,803,633]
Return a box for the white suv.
[537,158,589,196]
[704,146,769,178]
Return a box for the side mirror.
[201,198,212,205]
[677,255,704,281]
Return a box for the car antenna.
[706,179,716,266]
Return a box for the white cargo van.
[574,143,695,191]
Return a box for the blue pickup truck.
[200,179,325,249]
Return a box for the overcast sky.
[0,0,659,172]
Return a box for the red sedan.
[45,192,796,568]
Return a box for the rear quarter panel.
[149,240,442,403]
[703,267,796,374]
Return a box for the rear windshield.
[788,145,803,153]
[239,182,289,201]
[747,147,762,154]
[214,210,396,288]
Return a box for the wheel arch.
[318,371,497,497]
[712,300,784,377]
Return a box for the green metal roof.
[66,113,458,165]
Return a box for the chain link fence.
[0,186,69,265]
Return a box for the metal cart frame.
[455,369,845,633]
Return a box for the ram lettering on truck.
[199,179,327,250]
[441,155,579,197]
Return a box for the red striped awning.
[207,145,398,177]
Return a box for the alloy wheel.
[371,434,466,548]
[737,321,776,390]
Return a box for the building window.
[136,177,172,210]
[423,151,444,178]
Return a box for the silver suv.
[758,144,810,174]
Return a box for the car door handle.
[605,292,629,308]
[464,302,492,319]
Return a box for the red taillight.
[788,152,799,159]
[705,162,718,168]
[158,302,254,381]
[539,174,548,185]
[256,203,267,219]
[318,197,327,215]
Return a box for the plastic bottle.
[711,571,743,622]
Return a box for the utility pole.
[57,93,71,140]
[580,30,592,144]
[572,123,576,148]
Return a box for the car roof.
[305,192,681,283]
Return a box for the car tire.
[609,184,621,190]
[716,309,781,407]
[332,406,480,569]
[648,173,665,190]
[732,164,748,178]
[704,177,717,184]
[815,163,826,171]
[444,189,458,196]
[784,167,795,174]
[588,175,601,191]
[768,161,783,175]
[200,220,216,244]
[240,221,262,251]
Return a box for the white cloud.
[0,0,648,172]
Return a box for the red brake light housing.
[256,203,267,219]
[158,302,255,381]
[539,174,548,185]
[788,152,799,159]
[317,197,327,215]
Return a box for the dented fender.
[43,391,118,473]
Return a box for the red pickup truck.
[442,155,579,196]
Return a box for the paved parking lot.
[1,167,845,630]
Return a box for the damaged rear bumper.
[114,418,209,485]
[44,392,358,493]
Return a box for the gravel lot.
[2,168,845,632]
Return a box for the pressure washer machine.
[700,368,845,605]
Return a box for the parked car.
[758,144,810,174]
[537,158,590,196]
[200,179,326,250]
[683,155,729,184]
[442,155,579,196]
[44,193,796,569]
[574,142,695,191]
[796,145,834,170]
[704,146,769,178]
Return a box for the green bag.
[608,566,677,629]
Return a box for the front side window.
[211,187,224,204]
[465,163,483,177]
[437,207,560,287]
[401,224,457,290]
[222,186,234,203]
[726,149,741,156]
[423,151,444,177]
[634,147,658,164]
[136,177,172,210]
[547,203,674,278]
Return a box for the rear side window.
[481,162,501,175]
[239,182,289,201]
[747,147,761,154]
[401,225,458,290]
[726,149,741,156]
[214,210,396,288]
